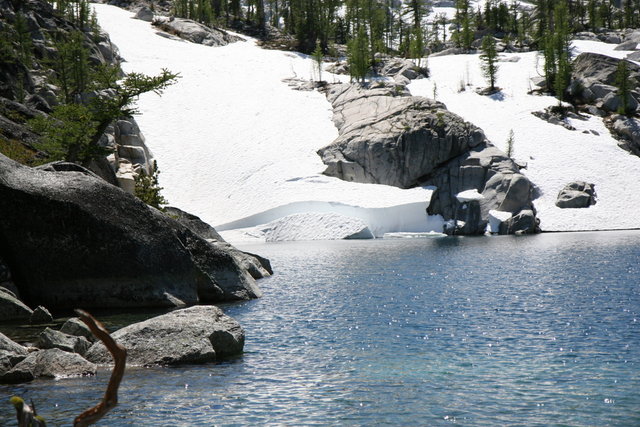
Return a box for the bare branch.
[73,309,127,427]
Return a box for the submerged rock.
[0,348,96,384]
[85,306,244,366]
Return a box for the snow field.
[409,42,640,231]
[94,4,438,241]
[96,4,640,238]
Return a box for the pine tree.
[480,35,499,92]
[312,41,323,81]
[29,103,106,164]
[347,26,370,82]
[13,13,33,69]
[135,161,167,209]
[506,129,515,157]
[615,60,632,115]
[51,30,91,104]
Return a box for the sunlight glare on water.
[1,231,639,425]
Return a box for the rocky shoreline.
[1,305,243,383]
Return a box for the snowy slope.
[94,4,437,241]
[95,4,640,238]
[409,42,640,232]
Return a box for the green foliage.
[480,35,499,92]
[0,137,47,166]
[29,103,110,164]
[13,13,33,69]
[615,60,632,115]
[135,161,168,209]
[408,25,425,66]
[312,41,323,81]
[347,26,370,82]
[540,0,571,101]
[49,30,91,104]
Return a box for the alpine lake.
[1,230,639,426]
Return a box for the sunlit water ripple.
[1,231,639,425]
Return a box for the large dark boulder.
[0,153,262,309]
[0,288,32,321]
[85,305,244,366]
[167,206,272,280]
[0,331,28,378]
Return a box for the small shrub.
[134,160,167,209]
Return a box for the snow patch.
[456,189,485,202]
[259,212,373,242]
[487,210,513,233]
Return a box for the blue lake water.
[2,231,639,425]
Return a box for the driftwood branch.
[73,309,127,427]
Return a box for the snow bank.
[94,4,439,242]
[409,41,640,232]
[456,189,484,202]
[251,212,373,242]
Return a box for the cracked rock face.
[318,83,485,189]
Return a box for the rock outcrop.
[85,305,244,366]
[318,83,483,189]
[0,153,262,310]
[153,17,243,47]
[556,181,597,209]
[611,115,640,155]
[570,53,640,114]
[318,82,537,234]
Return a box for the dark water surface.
[2,231,639,426]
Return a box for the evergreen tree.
[29,103,107,164]
[480,35,499,92]
[312,41,323,81]
[552,1,571,101]
[51,30,91,104]
[13,13,33,68]
[347,26,370,82]
[408,25,425,66]
[615,60,632,115]
[541,1,571,100]
[135,161,168,209]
